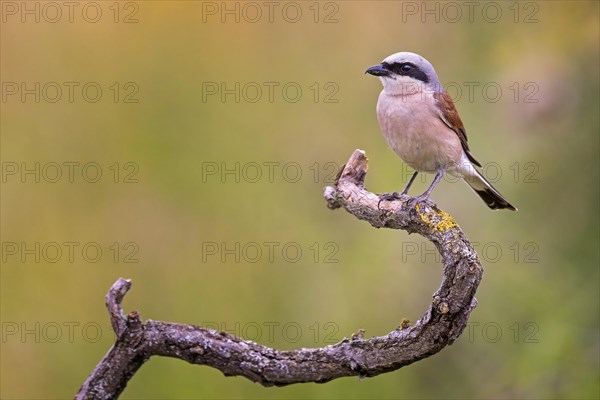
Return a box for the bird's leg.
[400,171,418,195]
[408,169,445,208]
[420,169,444,199]
[378,171,418,208]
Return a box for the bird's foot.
[406,194,431,210]
[377,192,402,209]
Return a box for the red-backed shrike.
[366,52,517,211]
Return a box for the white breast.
[376,90,462,173]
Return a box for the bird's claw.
[407,194,430,210]
[377,192,402,209]
[378,192,433,211]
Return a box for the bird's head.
[366,52,441,95]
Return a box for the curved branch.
[76,149,483,399]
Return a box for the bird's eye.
[400,64,413,72]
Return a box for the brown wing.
[433,91,481,167]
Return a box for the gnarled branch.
[76,149,483,399]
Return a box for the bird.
[365,51,517,211]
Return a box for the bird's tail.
[463,169,517,211]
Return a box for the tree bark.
[76,149,483,399]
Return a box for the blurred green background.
[1,1,598,399]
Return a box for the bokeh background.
[1,1,598,398]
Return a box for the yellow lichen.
[434,209,457,231]
[416,203,457,232]
[400,318,410,329]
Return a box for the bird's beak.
[365,64,390,77]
